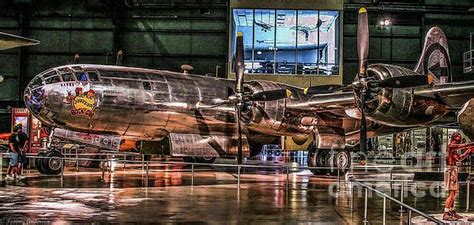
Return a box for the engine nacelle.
[458,99,474,140]
[242,80,288,135]
[359,64,447,127]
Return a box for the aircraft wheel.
[41,150,64,175]
[307,147,329,175]
[35,152,47,174]
[327,150,351,176]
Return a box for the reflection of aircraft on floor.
[20,8,474,176]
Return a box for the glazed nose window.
[45,75,61,84]
[29,76,43,89]
[75,72,88,81]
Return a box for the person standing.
[443,132,473,221]
[6,125,22,180]
[15,124,28,178]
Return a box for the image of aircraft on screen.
[21,8,474,175]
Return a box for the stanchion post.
[363,187,369,224]
[351,182,354,212]
[123,153,126,169]
[191,163,194,186]
[286,165,290,191]
[0,153,3,183]
[75,148,79,172]
[337,168,341,192]
[390,168,393,196]
[467,180,471,212]
[407,210,412,225]
[61,158,65,178]
[382,196,386,225]
[145,161,149,187]
[237,165,241,189]
[399,182,405,213]
[101,159,105,181]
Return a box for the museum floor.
[0,163,471,224]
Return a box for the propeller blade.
[250,89,291,101]
[236,105,243,165]
[377,75,430,88]
[235,32,245,94]
[357,7,369,78]
[304,84,345,95]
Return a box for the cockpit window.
[62,73,75,82]
[75,72,88,81]
[45,75,61,84]
[87,71,100,81]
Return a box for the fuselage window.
[87,72,100,81]
[62,73,75,82]
[45,75,61,84]
[143,82,151,90]
[75,72,88,81]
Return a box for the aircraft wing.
[415,81,474,109]
[286,91,356,112]
[0,32,39,50]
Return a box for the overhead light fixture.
[0,75,4,83]
[384,19,391,26]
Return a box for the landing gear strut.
[35,129,64,175]
[307,146,351,176]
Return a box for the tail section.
[414,27,452,83]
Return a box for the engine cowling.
[358,64,447,127]
[458,99,474,140]
[242,80,287,135]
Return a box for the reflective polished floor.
[0,162,471,224]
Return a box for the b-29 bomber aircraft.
[23,8,474,175]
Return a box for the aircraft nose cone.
[24,76,45,116]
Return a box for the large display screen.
[232,9,340,75]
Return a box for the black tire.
[35,152,47,174]
[193,157,216,164]
[42,150,64,175]
[307,147,329,175]
[182,157,216,164]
